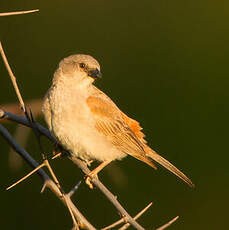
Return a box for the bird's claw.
[85,172,98,189]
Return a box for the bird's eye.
[79,63,86,68]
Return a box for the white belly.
[48,87,126,162]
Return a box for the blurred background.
[0,0,228,229]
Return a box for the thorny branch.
[102,202,153,230]
[0,9,39,17]
[1,37,80,229]
[0,99,42,121]
[0,110,148,230]
[1,10,83,227]
[1,8,179,230]
[0,109,179,230]
[0,124,96,230]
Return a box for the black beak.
[88,68,102,79]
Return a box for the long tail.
[145,149,194,188]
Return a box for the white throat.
[53,69,93,91]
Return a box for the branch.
[68,181,82,197]
[0,9,39,16]
[102,202,153,230]
[0,124,96,230]
[1,37,81,228]
[0,110,54,141]
[0,99,43,122]
[1,109,182,230]
[1,7,181,230]
[119,203,152,230]
[70,157,145,230]
[0,110,146,230]
[0,41,25,111]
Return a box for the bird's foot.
[85,160,112,189]
[85,171,98,189]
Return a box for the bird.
[42,54,194,188]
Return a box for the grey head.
[57,54,102,82]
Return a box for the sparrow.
[42,54,194,188]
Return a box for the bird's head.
[54,54,102,86]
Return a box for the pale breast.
[45,83,126,162]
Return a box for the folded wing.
[86,93,194,187]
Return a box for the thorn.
[119,202,153,230]
[44,159,60,187]
[52,152,62,160]
[40,182,48,193]
[24,106,31,122]
[68,181,82,197]
[41,153,46,161]
[6,163,45,190]
[156,216,179,230]
[29,107,35,122]
[0,9,39,17]
[101,202,153,230]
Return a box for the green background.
[1,1,228,229]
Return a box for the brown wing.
[86,95,157,169]
[120,112,147,144]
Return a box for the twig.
[68,181,82,197]
[102,202,153,230]
[0,110,55,141]
[0,9,39,16]
[0,110,146,230]
[64,157,145,230]
[0,124,96,230]
[119,203,153,230]
[44,158,79,229]
[0,39,79,226]
[0,41,25,112]
[6,144,78,228]
[0,99,43,123]
[6,162,46,190]
[155,216,179,230]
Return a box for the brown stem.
[0,9,39,16]
[0,41,25,112]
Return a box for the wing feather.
[87,95,147,157]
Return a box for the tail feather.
[133,154,158,170]
[146,149,194,188]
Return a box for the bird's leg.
[85,160,112,189]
